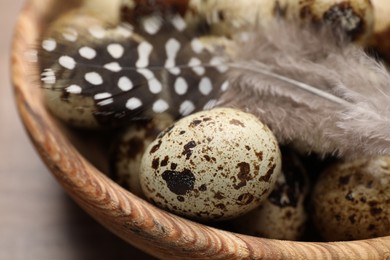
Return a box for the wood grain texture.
[10,0,390,259]
[1,1,154,259]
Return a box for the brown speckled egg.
[140,107,281,221]
[294,0,373,43]
[311,156,390,241]
[232,148,309,240]
[110,114,174,198]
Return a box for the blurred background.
[0,1,154,259]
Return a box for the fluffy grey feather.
[220,21,390,158]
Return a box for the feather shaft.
[228,62,351,107]
[219,21,390,158]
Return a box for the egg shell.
[293,0,373,43]
[43,89,100,128]
[231,148,309,240]
[110,114,174,198]
[311,156,390,241]
[140,108,281,221]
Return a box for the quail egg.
[311,156,390,241]
[140,107,281,221]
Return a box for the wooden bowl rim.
[10,0,390,258]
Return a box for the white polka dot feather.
[37,8,230,127]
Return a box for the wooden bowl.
[11,0,390,258]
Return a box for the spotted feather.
[38,9,230,128]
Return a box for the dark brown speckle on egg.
[161,169,196,196]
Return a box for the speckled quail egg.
[311,156,390,241]
[140,107,281,221]
[231,147,309,240]
[110,114,174,198]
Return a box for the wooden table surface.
[0,2,155,259]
